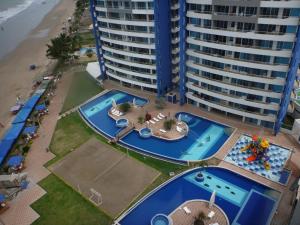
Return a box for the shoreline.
[0,0,76,136]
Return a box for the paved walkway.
[1,72,72,225]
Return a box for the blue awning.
[12,108,32,124]
[12,94,42,124]
[7,155,24,167]
[3,123,25,141]
[35,103,46,111]
[0,139,15,165]
[23,126,38,135]
[0,194,5,202]
[23,94,41,109]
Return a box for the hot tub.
[139,127,152,138]
[116,118,129,128]
[151,214,173,225]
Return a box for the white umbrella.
[112,98,117,108]
[178,114,182,122]
[209,190,216,208]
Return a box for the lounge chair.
[208,211,215,219]
[149,120,155,124]
[157,115,163,120]
[153,117,159,122]
[177,121,182,125]
[183,206,191,214]
[111,108,116,113]
[160,129,166,133]
[176,126,183,132]
[146,121,150,125]
[159,113,166,118]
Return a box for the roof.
[86,62,102,80]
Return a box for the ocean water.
[0,0,34,24]
[0,0,60,60]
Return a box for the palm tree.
[46,33,72,63]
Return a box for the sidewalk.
[1,72,72,225]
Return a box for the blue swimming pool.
[117,167,280,225]
[79,90,232,163]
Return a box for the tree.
[119,103,131,113]
[46,33,72,62]
[86,48,94,58]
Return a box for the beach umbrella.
[7,155,24,168]
[209,190,216,208]
[111,98,117,108]
[178,114,182,122]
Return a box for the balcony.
[186,49,288,71]
[186,92,276,122]
[186,72,282,98]
[186,82,279,110]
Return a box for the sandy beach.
[0,0,76,136]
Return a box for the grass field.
[31,174,112,225]
[61,71,103,113]
[47,112,185,174]
[79,32,96,46]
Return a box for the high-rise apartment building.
[90,0,300,134]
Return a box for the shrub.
[193,211,206,225]
[138,116,144,124]
[145,113,152,121]
[194,219,204,225]
[164,119,175,131]
[86,49,93,58]
[119,102,131,113]
[22,145,31,155]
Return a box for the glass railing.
[188,37,285,51]
[187,60,277,80]
[188,82,277,106]
[190,49,287,66]
[99,15,153,22]
[186,70,275,92]
[187,92,275,117]
[192,24,288,36]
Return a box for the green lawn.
[79,32,96,46]
[31,174,112,225]
[47,112,185,174]
[61,71,103,113]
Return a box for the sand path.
[0,0,76,136]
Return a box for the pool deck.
[108,105,188,141]
[169,200,229,225]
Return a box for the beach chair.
[183,206,191,214]
[150,120,155,124]
[159,113,166,118]
[176,126,183,133]
[160,129,166,133]
[208,211,215,219]
[153,117,159,122]
[157,115,163,120]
